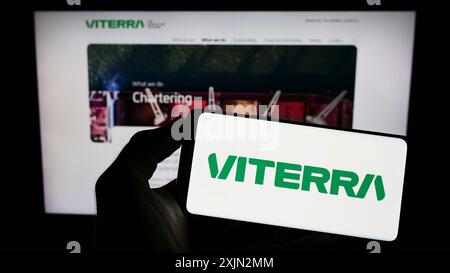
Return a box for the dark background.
[1,0,448,254]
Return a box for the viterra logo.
[208,153,386,201]
[85,19,145,29]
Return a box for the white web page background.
[34,11,415,214]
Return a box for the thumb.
[114,117,182,181]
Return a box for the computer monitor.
[34,11,415,214]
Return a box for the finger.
[129,120,181,159]
[112,117,183,181]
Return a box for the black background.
[1,0,448,256]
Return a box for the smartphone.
[177,112,407,241]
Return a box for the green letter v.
[208,153,237,180]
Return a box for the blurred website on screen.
[34,11,415,214]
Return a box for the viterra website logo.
[208,153,386,201]
[85,19,145,29]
